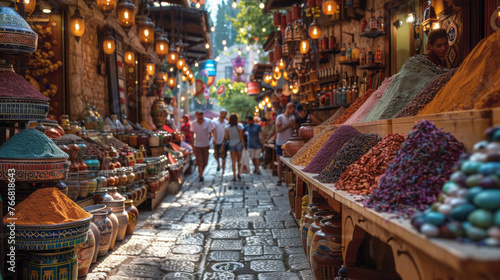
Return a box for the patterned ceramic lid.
[0,7,38,54]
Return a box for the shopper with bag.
[225,113,246,181]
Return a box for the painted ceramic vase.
[151,99,168,127]
[301,204,331,256]
[107,209,119,250]
[104,200,129,242]
[284,132,305,157]
[76,228,95,277]
[125,199,139,235]
[92,211,113,257]
[310,218,343,280]
[306,211,336,264]
[90,221,100,263]
[22,248,78,280]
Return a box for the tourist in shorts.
[190,110,216,182]
[244,116,263,174]
[213,109,228,174]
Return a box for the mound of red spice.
[0,71,50,101]
[364,120,464,216]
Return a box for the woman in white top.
[225,113,246,181]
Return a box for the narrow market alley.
[85,156,312,280]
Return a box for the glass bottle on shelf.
[352,43,360,62]
[329,28,336,49]
[336,83,343,106]
[375,45,383,64]
[361,72,368,94]
[346,77,352,106]
[360,48,366,65]
[330,84,336,107]
[346,43,352,61]
[351,77,359,102]
[370,10,378,31]
[378,11,384,31]
[322,33,329,51]
[367,46,374,66]
[341,73,348,106]
[340,43,346,62]
[361,17,367,33]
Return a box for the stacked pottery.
[75,228,96,277]
[92,211,113,257]
[125,199,139,234]
[306,211,336,264]
[301,204,331,255]
[104,199,129,242]
[310,216,343,280]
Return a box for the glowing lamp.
[138,17,155,47]
[300,39,310,54]
[116,0,135,32]
[278,59,286,70]
[146,63,155,76]
[176,56,186,70]
[70,8,85,42]
[270,79,278,87]
[96,0,117,16]
[273,70,281,80]
[308,19,322,39]
[155,31,169,58]
[124,49,135,65]
[322,0,338,16]
[167,45,179,65]
[103,32,115,54]
[167,76,176,89]
[23,0,36,15]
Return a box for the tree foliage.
[228,0,276,45]
[210,78,257,119]
[212,0,239,56]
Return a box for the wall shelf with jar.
[359,64,385,70]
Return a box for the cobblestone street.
[86,154,312,280]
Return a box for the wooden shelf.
[320,48,341,54]
[339,60,360,66]
[319,78,339,85]
[359,30,386,38]
[358,64,385,70]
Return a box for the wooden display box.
[352,120,392,137]
[392,109,492,152]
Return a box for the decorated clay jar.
[298,117,315,142]
[104,200,129,242]
[301,204,331,256]
[90,221,100,263]
[310,218,343,280]
[151,99,168,127]
[76,228,95,277]
[107,209,119,250]
[92,211,113,257]
[284,132,305,157]
[306,211,336,264]
[125,199,139,235]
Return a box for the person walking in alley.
[276,102,296,186]
[244,116,263,174]
[225,113,246,181]
[191,110,216,182]
[213,109,228,174]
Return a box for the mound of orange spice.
[4,188,91,225]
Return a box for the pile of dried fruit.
[364,120,465,216]
[316,134,382,184]
[336,133,407,195]
[291,126,337,166]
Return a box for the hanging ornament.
[124,48,135,65]
[116,0,135,32]
[70,7,85,42]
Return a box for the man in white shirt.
[212,109,228,174]
[190,110,216,182]
[275,102,296,186]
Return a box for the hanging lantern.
[103,31,115,54]
[176,55,186,70]
[124,49,135,65]
[167,76,176,89]
[182,66,188,74]
[273,70,281,80]
[273,65,280,74]
[96,0,117,17]
[70,7,85,42]
[181,75,187,82]
[270,79,278,87]
[155,29,169,58]
[146,63,155,76]
[300,39,310,54]
[167,45,179,65]
[138,17,154,47]
[283,70,289,80]
[308,19,322,39]
[161,72,168,82]
[322,0,338,16]
[188,73,194,79]
[116,0,135,32]
[278,59,286,70]
[291,81,299,94]
[23,0,37,15]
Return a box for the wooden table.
[264,143,277,176]
[281,157,500,280]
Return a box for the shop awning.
[150,5,212,63]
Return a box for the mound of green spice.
[0,129,68,159]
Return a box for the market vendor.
[295,103,322,127]
[425,28,449,68]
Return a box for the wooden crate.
[352,120,392,137]
[392,109,492,152]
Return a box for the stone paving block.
[211,230,240,239]
[297,270,313,280]
[221,209,247,217]
[250,260,286,272]
[271,228,301,239]
[182,214,201,223]
[253,222,284,229]
[285,220,299,228]
[130,257,163,267]
[277,238,303,248]
[171,245,203,254]
[253,229,272,236]
[263,246,283,255]
[287,254,310,272]
[92,255,129,273]
[257,272,300,280]
[210,240,243,250]
[238,230,253,237]
[198,223,212,232]
[133,228,159,236]
[208,251,241,262]
[284,247,305,255]
[84,272,108,280]
[158,222,200,232]
[245,236,276,246]
[156,230,183,241]
[112,236,155,256]
[162,272,195,280]
[163,254,201,262]
[162,210,185,221]
[218,221,249,229]
[115,264,164,278]
[243,245,263,256]
[243,255,283,261]
[161,260,197,273]
[202,212,215,222]
[176,233,205,246]
[236,275,256,280]
[141,242,174,258]
[203,272,235,280]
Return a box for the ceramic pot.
[76,228,95,277]
[87,173,98,196]
[306,211,336,264]
[78,171,89,199]
[22,248,78,280]
[310,218,343,280]
[125,199,139,235]
[67,144,80,172]
[107,209,119,250]
[298,118,315,142]
[76,142,88,171]
[288,184,296,213]
[90,222,100,263]
[0,7,38,54]
[92,211,113,257]
[284,132,305,157]
[301,204,331,256]
[151,99,168,127]
[104,200,128,242]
